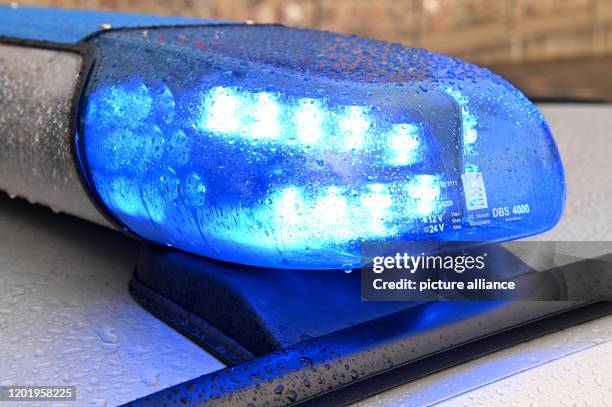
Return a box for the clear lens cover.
[78,25,565,269]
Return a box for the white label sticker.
[461,172,488,211]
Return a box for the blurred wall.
[10,0,612,63]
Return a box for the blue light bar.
[76,25,565,269]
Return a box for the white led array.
[200,86,425,166]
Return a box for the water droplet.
[286,389,297,402]
[95,327,119,344]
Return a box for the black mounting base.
[129,243,416,365]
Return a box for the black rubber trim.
[123,300,612,407]
[302,301,612,406]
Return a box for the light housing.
[75,24,565,269]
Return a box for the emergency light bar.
[0,7,564,271]
[6,8,610,407]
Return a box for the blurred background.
[9,0,612,100]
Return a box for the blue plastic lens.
[77,25,565,269]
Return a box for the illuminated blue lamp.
[77,25,565,269]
